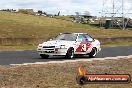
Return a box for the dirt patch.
[0,58,132,88]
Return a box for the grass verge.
[0,58,132,88]
[0,12,132,38]
[101,41,132,47]
[0,45,36,51]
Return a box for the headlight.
[38,44,42,48]
[60,45,66,49]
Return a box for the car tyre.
[89,48,97,58]
[40,54,49,59]
[65,48,74,59]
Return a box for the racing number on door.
[76,42,91,52]
[81,44,86,52]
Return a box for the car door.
[75,34,93,54]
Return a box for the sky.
[0,0,132,17]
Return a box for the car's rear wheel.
[89,48,97,58]
[65,48,74,59]
[40,54,49,59]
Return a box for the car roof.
[60,32,88,35]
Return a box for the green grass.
[0,12,132,39]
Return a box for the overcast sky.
[0,0,132,17]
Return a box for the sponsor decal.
[76,66,131,84]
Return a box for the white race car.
[37,33,101,59]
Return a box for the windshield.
[53,33,77,41]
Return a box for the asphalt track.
[0,46,132,65]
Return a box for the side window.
[77,34,93,42]
[84,34,93,42]
[77,34,87,42]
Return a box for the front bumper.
[37,48,67,56]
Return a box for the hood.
[42,40,75,46]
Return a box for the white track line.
[10,55,132,66]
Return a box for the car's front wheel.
[65,48,74,59]
[40,54,49,59]
[89,48,97,58]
